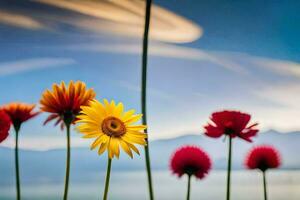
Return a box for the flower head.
[3,102,38,129]
[245,145,281,171]
[77,99,147,159]
[204,110,258,142]
[40,81,96,128]
[170,146,212,180]
[0,110,11,143]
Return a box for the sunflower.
[77,99,147,159]
[40,80,96,128]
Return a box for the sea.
[0,170,299,200]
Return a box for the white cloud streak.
[0,136,89,151]
[0,57,76,76]
[66,42,248,73]
[249,56,300,78]
[29,0,202,43]
[0,9,44,30]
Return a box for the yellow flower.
[77,99,147,159]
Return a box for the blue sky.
[0,0,300,150]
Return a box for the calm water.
[0,170,299,200]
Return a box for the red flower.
[245,145,281,171]
[3,103,39,128]
[0,110,11,143]
[40,81,96,128]
[170,146,212,179]
[204,110,258,142]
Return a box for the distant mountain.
[0,130,299,184]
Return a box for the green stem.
[63,123,71,200]
[103,158,112,200]
[141,0,154,200]
[14,125,21,200]
[226,137,232,200]
[186,175,191,200]
[263,171,267,200]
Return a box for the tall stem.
[63,123,71,200]
[141,0,154,199]
[103,158,112,200]
[186,175,191,200]
[263,171,267,200]
[14,125,21,200]
[226,137,232,200]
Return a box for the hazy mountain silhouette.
[0,130,299,184]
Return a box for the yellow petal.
[126,142,140,155]
[119,139,133,158]
[122,135,146,145]
[98,142,108,155]
[90,134,105,150]
[121,109,135,121]
[126,125,147,131]
[110,137,120,159]
[127,131,148,139]
[113,102,124,118]
[107,138,114,159]
[124,114,142,125]
[82,133,100,138]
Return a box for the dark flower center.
[62,110,75,125]
[102,117,126,137]
[184,165,200,176]
[224,127,235,135]
[257,159,269,171]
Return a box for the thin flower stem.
[103,158,112,200]
[263,171,268,200]
[141,0,154,199]
[186,175,191,200]
[226,137,232,200]
[14,126,21,200]
[63,123,71,200]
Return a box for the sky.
[0,0,300,150]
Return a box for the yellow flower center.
[102,116,126,137]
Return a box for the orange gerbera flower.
[3,102,39,130]
[40,81,96,127]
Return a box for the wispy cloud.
[0,57,75,76]
[18,0,202,43]
[0,9,44,30]
[0,136,89,151]
[249,56,300,78]
[213,51,300,78]
[254,82,300,108]
[68,42,300,77]
[66,42,248,73]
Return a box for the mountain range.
[0,130,299,184]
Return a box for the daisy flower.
[170,146,212,200]
[245,145,281,200]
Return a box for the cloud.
[66,42,248,73]
[67,42,300,77]
[254,83,300,109]
[0,9,44,30]
[249,56,300,78]
[0,136,89,151]
[18,0,202,43]
[0,57,76,76]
